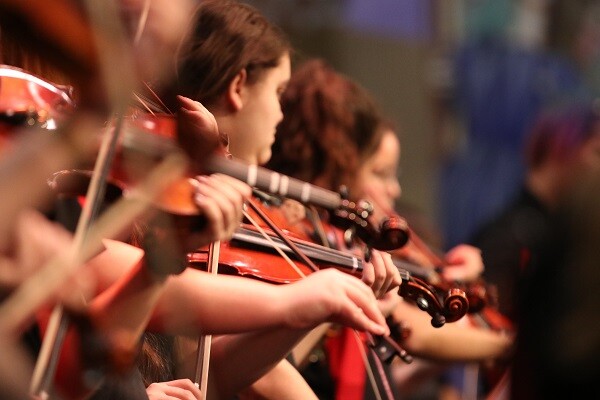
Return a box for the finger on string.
[341,278,387,330]
[193,177,227,239]
[210,173,252,198]
[361,259,375,289]
[380,251,401,295]
[342,272,380,300]
[368,250,386,297]
[338,296,388,336]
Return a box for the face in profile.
[227,54,291,165]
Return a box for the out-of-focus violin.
[0,65,74,136]
[391,228,497,314]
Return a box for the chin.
[257,149,272,166]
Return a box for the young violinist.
[0,40,258,400]
[266,58,514,399]
[1,3,391,399]
[351,120,514,399]
[112,1,403,398]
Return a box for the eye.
[277,83,288,99]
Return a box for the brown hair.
[266,59,383,192]
[176,0,291,106]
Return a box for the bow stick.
[29,0,139,397]
[193,240,219,400]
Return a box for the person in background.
[267,58,513,400]
[470,100,600,398]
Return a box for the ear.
[226,69,248,112]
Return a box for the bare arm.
[148,268,388,336]
[392,301,512,362]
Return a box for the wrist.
[141,227,187,281]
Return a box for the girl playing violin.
[266,58,514,399]
[132,1,399,399]
[0,3,391,399]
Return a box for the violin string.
[133,92,156,115]
[242,209,307,278]
[143,80,174,114]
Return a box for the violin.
[391,229,497,314]
[117,110,411,252]
[118,110,477,326]
[188,219,468,329]
[0,65,74,136]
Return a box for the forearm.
[393,302,512,362]
[147,269,288,335]
[239,359,318,400]
[88,260,167,354]
[208,329,309,399]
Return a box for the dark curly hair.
[266,59,383,193]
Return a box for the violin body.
[0,65,74,143]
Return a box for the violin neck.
[232,226,412,281]
[392,258,438,282]
[206,156,343,210]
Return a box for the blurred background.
[246,0,600,250]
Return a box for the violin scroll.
[331,199,410,252]
[399,276,468,328]
[443,288,470,323]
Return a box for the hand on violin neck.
[442,244,484,283]
[361,249,402,299]
[191,173,251,241]
[142,173,250,278]
[176,95,228,171]
[278,269,389,336]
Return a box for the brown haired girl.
[267,58,513,399]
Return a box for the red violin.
[0,65,74,136]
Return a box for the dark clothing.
[88,369,149,400]
[511,175,600,399]
[470,188,553,321]
[471,180,600,398]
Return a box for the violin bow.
[29,0,138,397]
[193,240,219,400]
[241,196,393,400]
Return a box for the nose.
[388,178,401,201]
